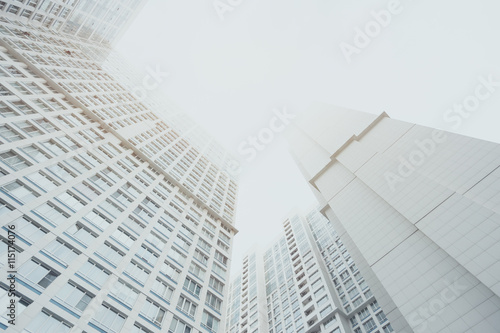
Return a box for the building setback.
[227,209,395,333]
[285,104,500,333]
[0,16,237,333]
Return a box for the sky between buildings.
[115,0,500,269]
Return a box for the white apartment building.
[0,0,147,45]
[0,16,237,333]
[227,209,394,333]
[285,104,500,333]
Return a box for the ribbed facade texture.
[0,15,237,333]
[286,104,500,333]
[226,209,394,333]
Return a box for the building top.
[285,103,386,182]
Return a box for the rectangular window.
[22,309,72,333]
[43,239,79,266]
[160,261,180,282]
[183,277,202,297]
[169,318,192,333]
[202,311,220,332]
[111,228,136,248]
[206,292,222,311]
[18,259,59,290]
[15,216,48,244]
[209,276,224,294]
[0,180,39,203]
[136,245,159,266]
[96,242,125,266]
[0,150,31,170]
[124,261,150,285]
[34,202,69,226]
[189,262,205,280]
[176,295,197,318]
[77,260,110,288]
[91,304,126,333]
[109,280,139,308]
[141,299,166,326]
[151,278,174,302]
[54,281,93,312]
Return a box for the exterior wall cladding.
[0,17,238,333]
[285,103,500,333]
[227,209,395,333]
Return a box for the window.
[18,259,59,290]
[0,150,31,170]
[77,260,110,288]
[96,242,124,266]
[141,299,166,326]
[43,239,79,266]
[209,276,224,293]
[358,307,370,320]
[22,144,50,162]
[189,262,205,280]
[160,261,180,282]
[370,300,380,312]
[65,223,96,246]
[124,261,150,285]
[169,247,186,266]
[54,281,93,312]
[15,216,48,244]
[212,263,226,279]
[26,171,58,191]
[0,125,23,142]
[136,245,159,266]
[198,238,211,252]
[84,209,111,230]
[183,277,202,297]
[363,318,377,332]
[152,278,174,302]
[376,311,387,324]
[34,202,69,226]
[206,292,222,311]
[110,280,140,308]
[214,251,228,266]
[112,227,136,248]
[22,309,72,333]
[56,191,86,212]
[169,317,192,333]
[146,232,166,250]
[201,311,220,332]
[194,249,208,265]
[383,324,394,333]
[175,235,191,251]
[176,295,197,318]
[91,304,126,333]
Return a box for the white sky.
[116,0,500,270]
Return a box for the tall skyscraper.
[0,14,237,333]
[285,104,500,333]
[227,209,395,333]
[0,0,147,45]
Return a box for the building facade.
[0,16,237,333]
[285,104,500,333]
[0,0,147,45]
[226,209,394,333]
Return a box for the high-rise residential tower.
[0,15,237,333]
[226,209,395,333]
[0,0,147,45]
[285,104,500,333]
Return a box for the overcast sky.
[116,0,500,270]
